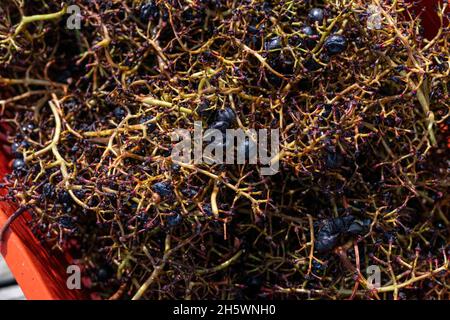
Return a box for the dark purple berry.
[181,188,198,197]
[197,100,214,117]
[166,212,182,227]
[209,120,231,132]
[324,34,348,55]
[215,107,236,124]
[347,219,371,235]
[244,276,262,297]
[113,107,126,120]
[97,265,113,282]
[58,216,74,229]
[301,25,316,37]
[12,158,25,171]
[265,36,282,51]
[301,25,318,49]
[304,57,321,71]
[21,123,35,133]
[315,216,356,253]
[202,203,213,216]
[140,115,156,132]
[42,183,55,198]
[58,190,72,205]
[308,8,324,23]
[11,142,21,156]
[140,1,160,23]
[326,151,343,169]
[152,181,173,197]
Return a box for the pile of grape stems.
[0,0,449,300]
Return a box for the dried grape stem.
[196,250,243,275]
[12,6,68,37]
[0,206,29,245]
[132,234,172,300]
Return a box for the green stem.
[14,6,68,36]
[196,250,243,275]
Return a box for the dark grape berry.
[58,190,71,203]
[301,25,316,37]
[315,231,340,253]
[215,107,236,124]
[113,107,126,120]
[75,189,85,199]
[209,120,231,132]
[63,202,74,213]
[308,8,324,23]
[301,25,318,49]
[315,216,369,253]
[140,1,160,23]
[21,140,30,149]
[182,8,201,22]
[321,104,333,118]
[245,26,263,49]
[97,265,113,282]
[244,276,262,297]
[197,100,214,118]
[140,115,156,132]
[202,203,213,216]
[181,187,198,197]
[304,57,321,71]
[324,34,347,55]
[58,216,74,229]
[347,218,371,235]
[312,260,326,275]
[152,181,173,197]
[21,123,35,133]
[265,36,282,51]
[166,212,182,227]
[315,216,355,253]
[326,151,344,169]
[42,183,55,198]
[12,158,25,171]
[11,142,21,156]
